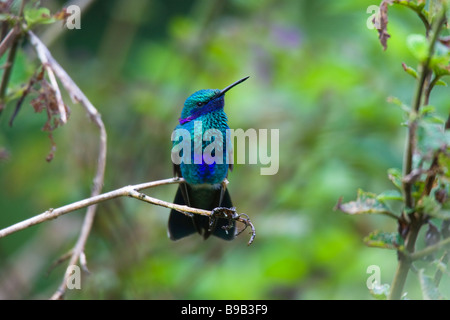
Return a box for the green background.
[0,0,449,299]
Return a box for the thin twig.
[0,27,20,111]
[9,66,44,126]
[127,188,212,217]
[46,249,73,276]
[0,0,26,114]
[0,25,20,59]
[27,30,107,299]
[0,178,184,239]
[424,75,441,105]
[402,8,445,209]
[0,176,255,245]
[408,236,450,261]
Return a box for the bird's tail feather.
[168,183,236,241]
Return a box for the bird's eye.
[196,101,204,107]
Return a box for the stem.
[424,75,441,105]
[409,236,450,261]
[389,5,447,300]
[0,30,19,109]
[396,2,431,35]
[0,26,20,59]
[389,217,422,299]
[0,0,26,113]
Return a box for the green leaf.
[420,196,450,219]
[395,0,426,11]
[363,230,404,249]
[336,189,398,219]
[407,34,429,62]
[419,105,435,115]
[435,79,448,86]
[376,189,403,202]
[419,269,444,300]
[417,118,449,156]
[387,96,410,113]
[24,7,56,27]
[388,168,403,190]
[421,195,441,215]
[431,42,450,76]
[431,58,450,76]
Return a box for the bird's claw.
[208,207,237,232]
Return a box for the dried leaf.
[376,0,394,51]
[53,8,71,21]
[29,70,71,162]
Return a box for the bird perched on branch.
[168,76,249,240]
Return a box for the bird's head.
[179,76,249,125]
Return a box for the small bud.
[401,62,418,79]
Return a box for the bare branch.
[0,178,184,239]
[408,236,450,261]
[26,30,108,299]
[0,177,255,244]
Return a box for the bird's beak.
[219,76,250,96]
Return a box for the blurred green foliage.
[0,0,449,299]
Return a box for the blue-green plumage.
[176,108,230,185]
[168,77,249,241]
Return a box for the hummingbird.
[168,76,249,241]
